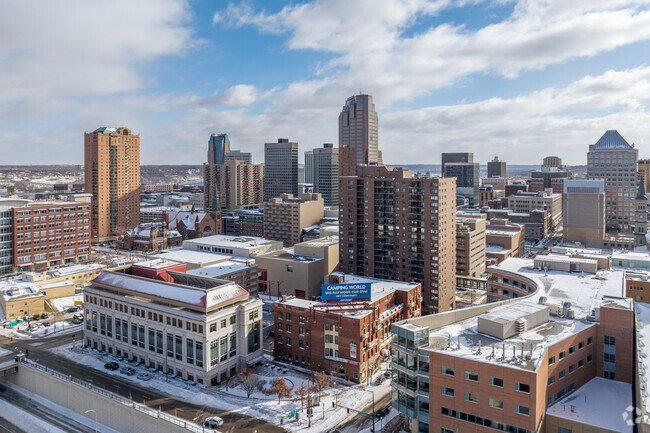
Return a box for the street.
[0,332,286,433]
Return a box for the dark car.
[104,362,119,371]
[40,313,48,319]
[376,407,391,419]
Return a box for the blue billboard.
[321,282,372,300]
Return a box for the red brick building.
[12,201,91,272]
[274,274,422,383]
[131,259,187,282]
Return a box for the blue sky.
[2,0,650,165]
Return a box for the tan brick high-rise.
[84,127,140,242]
[339,165,456,314]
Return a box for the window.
[515,382,530,393]
[442,366,454,376]
[578,341,584,350]
[286,337,292,346]
[548,356,555,365]
[557,427,573,433]
[569,364,575,374]
[489,398,503,409]
[578,359,584,368]
[210,323,216,332]
[465,372,479,382]
[548,376,555,385]
[569,346,575,354]
[221,319,227,328]
[441,387,454,397]
[587,354,593,363]
[587,336,593,345]
[441,428,454,433]
[604,335,616,346]
[489,377,503,387]
[558,370,565,379]
[278,323,283,331]
[515,405,530,416]
[559,351,566,360]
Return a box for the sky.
[2,0,650,166]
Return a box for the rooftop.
[153,249,235,265]
[186,259,255,278]
[591,129,633,150]
[184,235,280,249]
[546,377,632,432]
[134,259,183,270]
[45,263,105,277]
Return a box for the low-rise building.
[274,273,422,382]
[0,279,76,320]
[263,193,325,247]
[84,270,264,386]
[183,235,282,258]
[187,259,259,295]
[486,209,550,242]
[256,236,339,299]
[392,255,634,433]
[115,224,182,252]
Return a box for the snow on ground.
[0,397,67,433]
[0,319,82,340]
[49,295,83,312]
[3,381,122,433]
[0,347,12,358]
[49,342,395,432]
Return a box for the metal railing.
[18,358,204,433]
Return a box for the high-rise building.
[304,150,314,184]
[263,193,324,247]
[456,216,486,277]
[339,165,456,314]
[638,159,650,195]
[442,153,480,207]
[562,180,605,247]
[204,160,264,211]
[313,143,339,206]
[0,198,30,274]
[264,139,298,201]
[508,190,563,231]
[224,150,251,164]
[208,133,230,165]
[543,155,564,169]
[487,156,506,178]
[84,127,140,242]
[338,94,381,176]
[587,130,638,231]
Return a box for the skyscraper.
[313,143,339,206]
[442,152,480,207]
[562,180,605,247]
[204,160,264,211]
[587,130,638,231]
[304,150,314,184]
[264,139,298,201]
[339,165,456,314]
[487,156,506,178]
[338,94,381,175]
[84,127,140,242]
[208,133,230,165]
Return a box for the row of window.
[441,407,534,433]
[15,209,89,217]
[441,367,530,393]
[548,337,593,365]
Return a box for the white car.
[204,416,224,429]
[137,372,152,381]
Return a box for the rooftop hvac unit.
[538,296,547,305]
[515,318,528,334]
[565,309,575,320]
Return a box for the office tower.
[84,127,140,242]
[264,139,298,201]
[208,133,230,165]
[456,216,486,277]
[487,156,506,178]
[304,150,314,184]
[204,160,264,211]
[508,190,563,231]
[224,150,252,164]
[587,130,638,231]
[339,165,456,314]
[562,180,605,247]
[442,152,480,207]
[441,152,473,173]
[338,94,381,176]
[263,193,324,247]
[638,159,650,194]
[542,155,564,169]
[313,143,339,206]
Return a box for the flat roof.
[184,235,280,249]
[46,263,105,277]
[0,280,44,301]
[297,236,339,248]
[134,258,184,270]
[186,260,255,278]
[546,377,632,432]
[635,302,650,424]
[153,249,235,265]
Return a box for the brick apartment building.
[274,273,421,383]
[263,193,324,247]
[84,127,140,242]
[339,165,456,315]
[456,216,486,278]
[392,255,634,433]
[12,201,92,272]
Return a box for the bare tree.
[269,377,294,404]
[294,381,310,410]
[237,368,262,398]
[312,371,330,394]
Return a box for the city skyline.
[2,1,650,165]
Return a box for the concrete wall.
[4,362,202,433]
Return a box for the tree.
[237,368,262,398]
[312,371,330,394]
[294,381,310,410]
[269,377,294,404]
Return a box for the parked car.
[71,318,83,325]
[137,372,153,381]
[31,314,41,321]
[383,370,391,378]
[67,307,77,313]
[104,362,119,371]
[204,417,224,428]
[73,313,83,320]
[120,366,136,376]
[374,377,384,385]
[376,407,391,419]
[42,322,51,327]
[40,313,48,319]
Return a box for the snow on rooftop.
[0,280,42,301]
[636,302,650,423]
[92,272,248,309]
[186,260,254,278]
[546,377,632,433]
[185,235,279,248]
[153,249,234,265]
[46,263,105,277]
[134,258,182,270]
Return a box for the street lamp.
[84,409,97,433]
[361,389,376,433]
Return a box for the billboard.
[321,282,371,300]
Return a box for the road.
[333,387,392,433]
[0,418,28,433]
[0,332,286,433]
